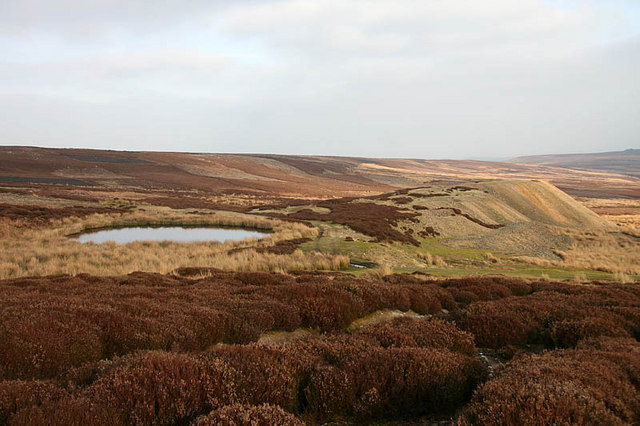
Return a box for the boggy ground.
[0,271,639,425]
[0,205,349,279]
[1,179,639,281]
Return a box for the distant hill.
[512,149,640,178]
[0,146,639,199]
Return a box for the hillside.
[0,145,637,281]
[260,180,612,260]
[512,149,640,178]
[1,146,639,199]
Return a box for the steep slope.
[482,180,610,228]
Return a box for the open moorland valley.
[0,146,639,425]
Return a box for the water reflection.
[75,226,269,244]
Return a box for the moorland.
[0,145,639,424]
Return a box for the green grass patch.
[298,219,637,282]
[394,264,617,281]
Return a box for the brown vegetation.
[231,238,312,255]
[285,199,422,245]
[0,271,461,381]
[0,203,127,226]
[0,269,491,424]
[454,282,640,349]
[3,147,640,424]
[195,404,303,425]
[580,196,640,237]
[0,272,638,424]
[459,337,640,425]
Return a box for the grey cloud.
[0,0,638,158]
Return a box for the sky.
[0,0,639,159]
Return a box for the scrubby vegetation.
[0,207,351,278]
[459,338,640,425]
[277,199,423,245]
[554,228,640,275]
[1,164,639,424]
[0,271,638,424]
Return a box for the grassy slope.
[303,235,624,281]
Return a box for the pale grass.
[578,196,640,237]
[0,208,350,279]
[362,263,393,280]
[347,309,422,333]
[602,214,640,237]
[572,271,588,282]
[578,197,640,210]
[556,229,640,275]
[511,256,554,267]
[511,228,640,275]
[482,253,499,264]
[258,328,317,344]
[613,272,635,284]
[417,252,448,267]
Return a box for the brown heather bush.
[12,395,123,426]
[287,199,422,245]
[455,281,640,349]
[353,317,476,356]
[86,351,236,425]
[303,341,485,421]
[17,351,237,426]
[550,317,629,348]
[0,380,66,424]
[195,403,304,425]
[438,275,533,302]
[293,320,485,421]
[1,272,639,424]
[458,338,640,425]
[348,347,484,419]
[0,318,485,424]
[202,345,318,412]
[0,272,469,380]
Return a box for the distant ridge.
[1,146,638,199]
[512,149,640,178]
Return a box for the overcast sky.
[1,0,638,159]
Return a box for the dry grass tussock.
[505,197,640,275]
[509,228,640,276]
[0,209,350,278]
[361,264,392,280]
[604,213,640,237]
[555,229,640,275]
[417,252,447,267]
[579,197,640,237]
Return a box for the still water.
[75,226,269,244]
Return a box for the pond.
[75,226,270,244]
